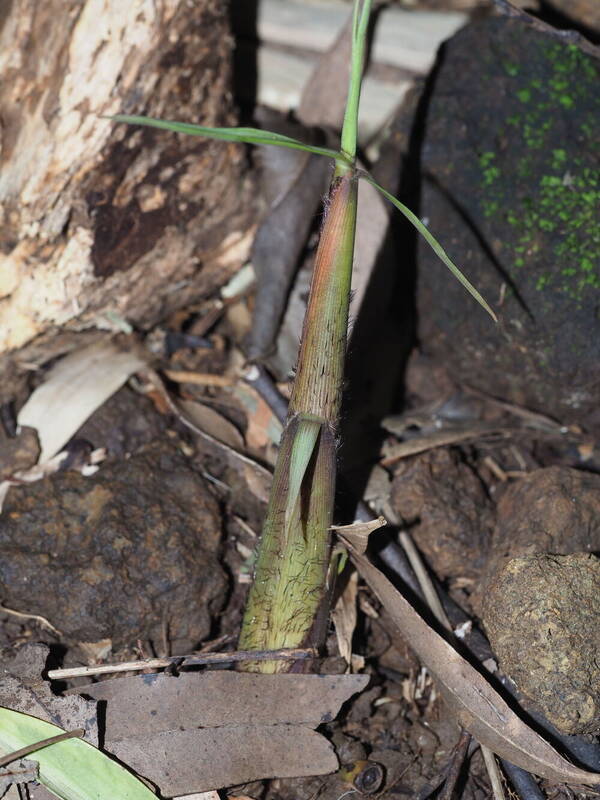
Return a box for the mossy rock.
[417,18,600,430]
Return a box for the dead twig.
[397,530,450,629]
[380,424,517,466]
[163,369,234,387]
[47,647,316,680]
[0,729,84,768]
[438,729,473,800]
[482,746,507,800]
[0,603,62,637]
[463,385,566,434]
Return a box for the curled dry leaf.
[233,382,283,456]
[342,538,600,786]
[331,516,387,554]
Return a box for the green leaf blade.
[0,708,156,800]
[362,173,498,322]
[285,416,322,530]
[109,115,343,161]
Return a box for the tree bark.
[0,0,254,400]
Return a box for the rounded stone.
[482,552,600,734]
[475,466,600,607]
[391,448,493,582]
[0,440,226,651]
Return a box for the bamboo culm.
[238,173,358,671]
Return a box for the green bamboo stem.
[288,175,358,423]
[238,175,358,671]
[239,0,371,672]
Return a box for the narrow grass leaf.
[362,173,498,322]
[285,416,321,529]
[0,707,156,800]
[109,115,342,161]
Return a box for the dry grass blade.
[380,423,517,465]
[163,369,233,387]
[341,537,600,786]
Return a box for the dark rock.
[0,425,39,479]
[474,466,600,611]
[390,448,493,583]
[74,386,168,460]
[417,18,600,432]
[0,440,226,650]
[482,552,600,734]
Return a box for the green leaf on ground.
[0,707,156,800]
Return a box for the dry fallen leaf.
[233,382,283,456]
[247,114,329,363]
[380,423,517,465]
[78,672,369,795]
[296,7,353,130]
[342,538,600,786]
[179,399,245,450]
[108,726,333,797]
[17,336,147,461]
[331,516,387,554]
[332,570,359,668]
[141,368,273,504]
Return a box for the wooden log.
[0,0,254,399]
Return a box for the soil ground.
[1,1,599,799]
